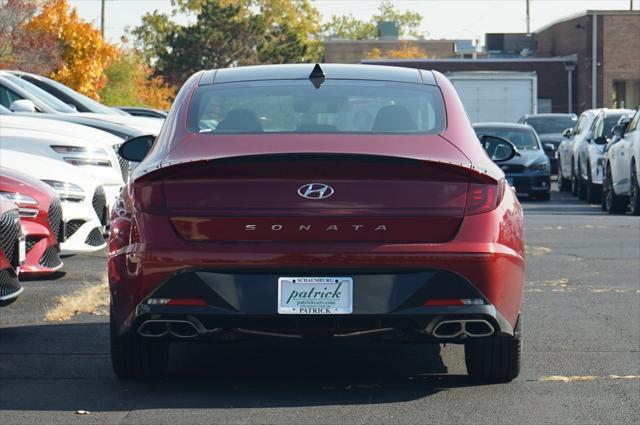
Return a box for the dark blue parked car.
[473,123,551,201]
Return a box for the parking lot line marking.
[525,245,552,256]
[540,375,640,382]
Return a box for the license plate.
[506,177,514,185]
[278,277,353,314]
[18,236,26,264]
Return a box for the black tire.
[586,164,600,204]
[604,168,627,214]
[629,163,640,216]
[571,159,579,196]
[577,161,587,200]
[557,158,572,192]
[465,334,522,383]
[110,312,169,379]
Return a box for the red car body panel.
[109,65,524,339]
[0,168,62,275]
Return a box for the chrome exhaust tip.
[138,320,168,338]
[432,319,494,338]
[138,319,201,338]
[167,320,200,338]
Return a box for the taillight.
[132,181,166,213]
[465,179,504,215]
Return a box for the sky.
[67,0,636,45]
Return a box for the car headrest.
[216,109,263,132]
[371,105,417,132]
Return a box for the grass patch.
[45,275,109,322]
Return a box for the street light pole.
[101,0,106,39]
[526,0,531,33]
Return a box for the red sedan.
[110,64,524,381]
[0,168,63,276]
[0,196,23,306]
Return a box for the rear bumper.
[507,172,551,195]
[127,269,514,341]
[109,188,525,336]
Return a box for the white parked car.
[603,108,640,215]
[576,109,635,204]
[0,71,164,136]
[0,117,124,211]
[0,150,107,254]
[557,109,600,193]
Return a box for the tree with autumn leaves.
[24,0,117,99]
[0,0,173,107]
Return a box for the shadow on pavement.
[0,322,482,412]
[19,271,67,282]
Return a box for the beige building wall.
[602,14,640,108]
[324,40,456,63]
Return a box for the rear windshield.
[474,127,540,151]
[525,116,576,134]
[188,80,446,134]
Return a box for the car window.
[602,115,625,137]
[594,115,604,137]
[1,74,75,113]
[574,116,585,134]
[628,110,640,133]
[474,127,540,151]
[24,75,121,116]
[576,114,592,134]
[0,84,23,109]
[525,116,576,134]
[188,79,447,134]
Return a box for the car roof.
[523,113,576,118]
[203,64,433,85]
[472,122,534,131]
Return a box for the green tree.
[100,51,174,109]
[155,0,263,85]
[128,11,178,65]
[130,0,323,83]
[323,14,377,40]
[324,1,423,40]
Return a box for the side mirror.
[480,135,518,163]
[593,136,607,145]
[543,143,555,152]
[118,135,155,162]
[10,99,36,113]
[562,128,573,138]
[612,123,626,138]
[66,103,78,112]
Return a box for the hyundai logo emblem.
[298,183,334,200]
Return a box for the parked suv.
[576,109,635,204]
[603,108,640,214]
[518,113,577,174]
[557,109,600,193]
[474,123,551,200]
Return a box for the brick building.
[363,57,576,114]
[358,10,640,114]
[535,10,640,111]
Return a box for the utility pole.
[101,0,106,39]
[631,0,634,11]
[526,0,531,33]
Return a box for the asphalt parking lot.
[0,186,638,425]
